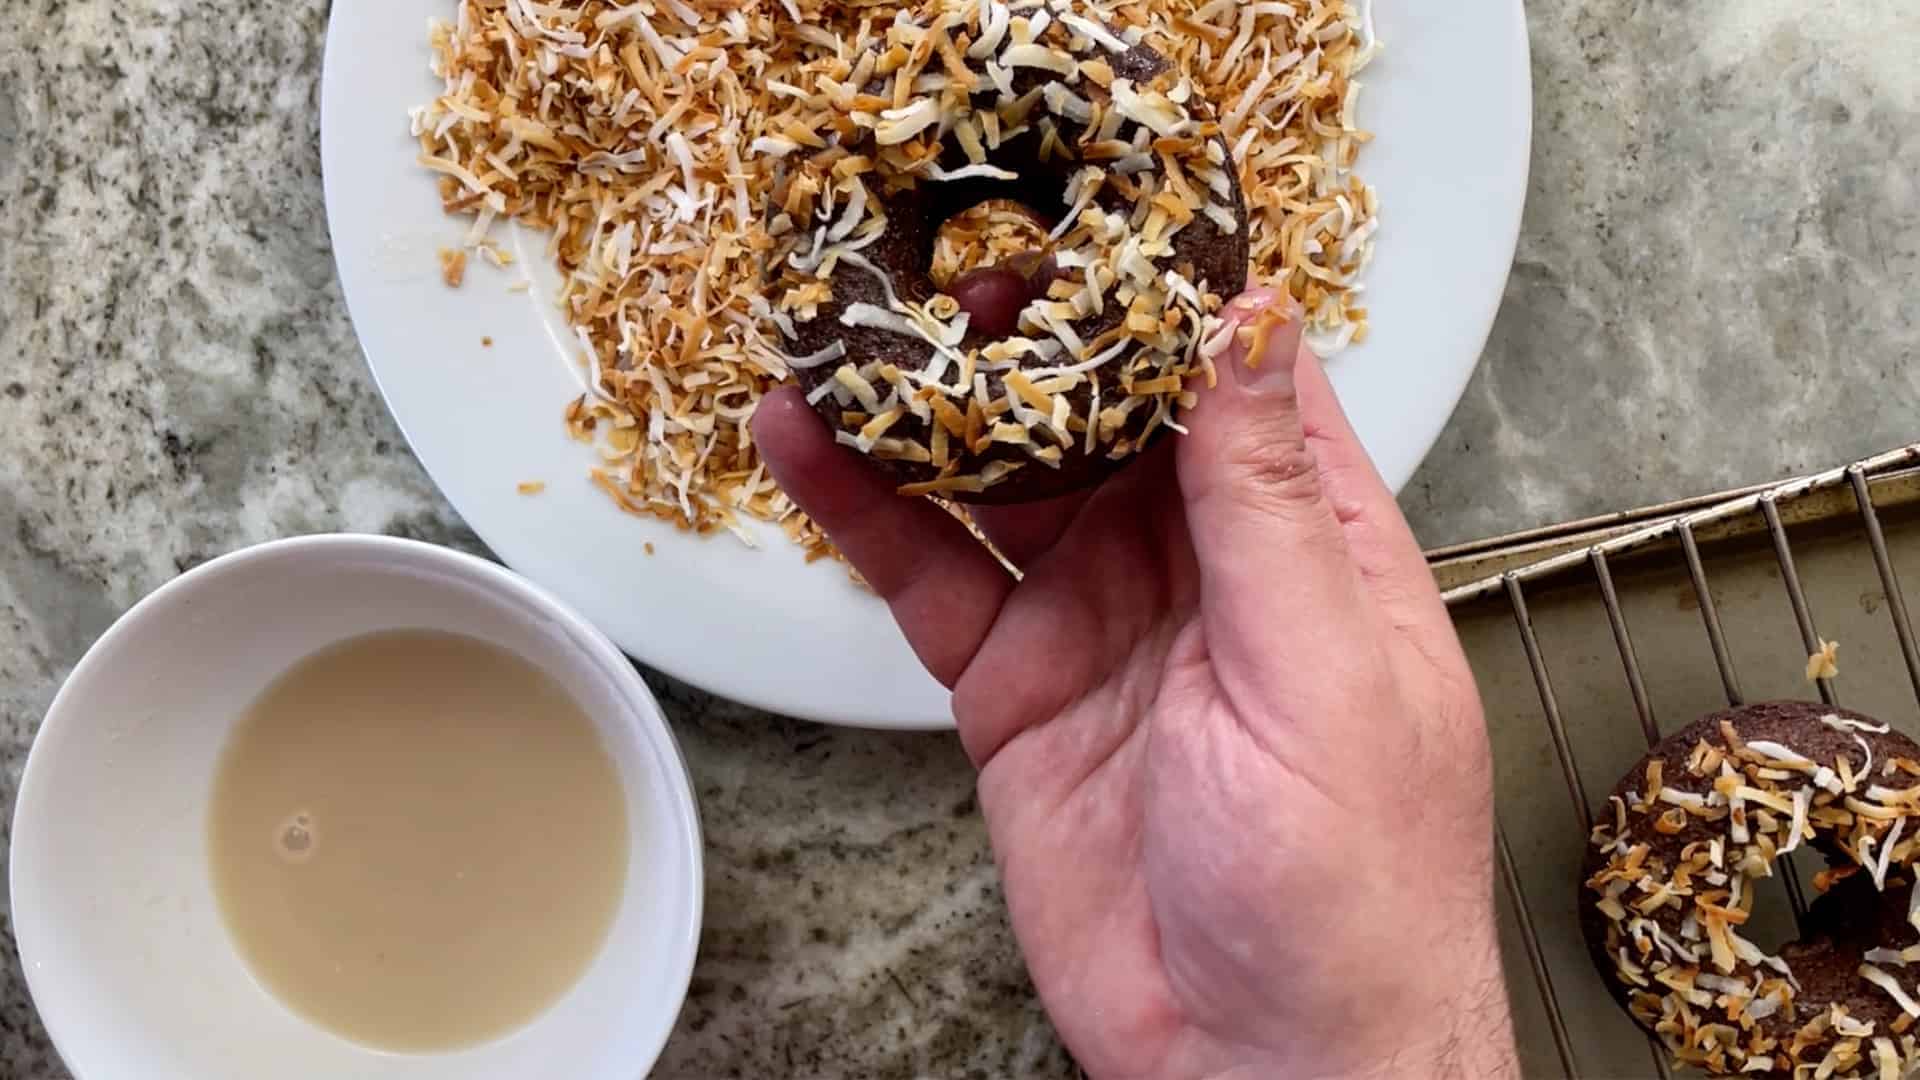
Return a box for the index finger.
[751,386,1015,688]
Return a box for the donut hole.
[928,198,1054,288]
[928,197,1060,339]
[1737,870,1805,959]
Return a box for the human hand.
[751,290,1519,1080]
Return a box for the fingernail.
[1224,287,1284,317]
[1222,293,1304,391]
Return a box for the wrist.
[1203,926,1519,1080]
[1202,1018,1519,1080]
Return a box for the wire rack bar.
[1851,466,1920,707]
[1442,444,1920,607]
[1761,495,1837,709]
[1678,521,1745,705]
[1591,550,1659,746]
[1504,574,1676,1076]
[1496,827,1580,1080]
[1584,551,1678,1077]
[1505,576,1591,835]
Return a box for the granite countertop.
[1,1,1916,1076]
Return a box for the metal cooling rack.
[1436,443,1920,1079]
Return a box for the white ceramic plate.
[10,536,702,1079]
[321,2,1531,729]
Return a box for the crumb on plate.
[438,248,466,289]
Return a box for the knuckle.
[951,668,994,722]
[1219,426,1325,517]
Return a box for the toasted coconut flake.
[1705,912,1739,974]
[1825,713,1895,735]
[1732,785,1795,816]
[1850,734,1875,791]
[1744,740,1816,770]
[1809,639,1842,681]
[1850,796,1908,821]
[875,97,940,145]
[1058,12,1130,53]
[1872,1036,1901,1080]
[1873,816,1908,891]
[840,302,926,340]
[438,248,468,288]
[1813,765,1846,795]
[789,340,851,370]
[1863,963,1920,1018]
[1812,1037,1864,1079]
[1910,871,1920,935]
[1110,79,1186,136]
[1000,42,1077,74]
[925,161,1024,181]
[1777,787,1813,856]
[1042,81,1095,124]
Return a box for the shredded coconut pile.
[411,0,1377,547]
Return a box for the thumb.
[1176,289,1372,679]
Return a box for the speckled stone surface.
[1403,0,1920,545]
[0,0,1916,1076]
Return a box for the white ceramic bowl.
[9,535,703,1080]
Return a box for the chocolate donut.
[763,0,1250,503]
[1581,702,1920,1077]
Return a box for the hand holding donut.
[753,289,1520,1078]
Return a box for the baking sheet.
[1442,471,1920,1076]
